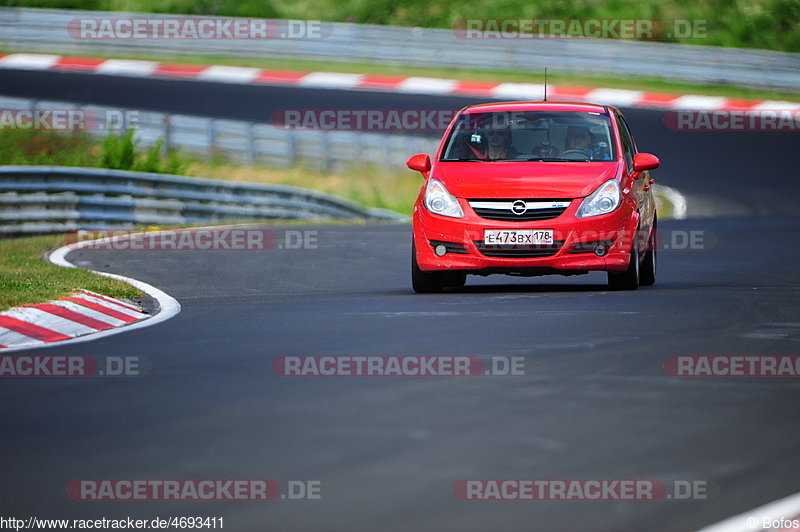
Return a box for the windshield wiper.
[439,158,518,162]
[440,157,592,162]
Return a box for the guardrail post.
[207,118,216,162]
[162,115,172,155]
[73,102,85,138]
[118,107,127,133]
[321,132,331,174]
[355,132,365,166]
[246,123,256,166]
[286,131,296,168]
[383,135,394,167]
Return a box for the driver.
[562,126,593,157]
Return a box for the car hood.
[433,161,621,199]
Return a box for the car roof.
[462,101,614,114]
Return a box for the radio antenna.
[543,67,548,101]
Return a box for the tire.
[639,215,657,287]
[412,242,444,293]
[443,271,467,288]
[608,241,640,291]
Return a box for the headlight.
[424,179,463,218]
[576,179,621,218]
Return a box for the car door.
[618,114,654,248]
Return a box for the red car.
[408,101,660,293]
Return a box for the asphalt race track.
[2,69,800,531]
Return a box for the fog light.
[594,243,608,257]
[435,244,447,257]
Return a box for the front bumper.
[413,199,639,275]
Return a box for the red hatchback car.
[408,102,660,293]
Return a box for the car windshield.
[441,110,616,162]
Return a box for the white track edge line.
[654,184,688,220]
[697,491,800,532]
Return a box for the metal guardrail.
[0,166,405,235]
[0,95,439,173]
[1,8,798,90]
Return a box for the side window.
[617,116,635,171]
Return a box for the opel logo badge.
[511,200,527,215]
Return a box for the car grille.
[473,240,565,258]
[468,199,572,222]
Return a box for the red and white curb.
[0,289,148,349]
[2,52,798,112]
[0,237,181,353]
[698,490,800,531]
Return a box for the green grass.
[0,130,96,166]
[0,129,188,172]
[0,235,143,311]
[1,0,798,52]
[4,46,797,102]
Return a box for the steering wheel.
[560,149,590,159]
[533,142,558,157]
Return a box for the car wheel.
[412,241,444,293]
[608,241,640,291]
[639,215,657,286]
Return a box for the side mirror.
[633,153,660,172]
[406,153,431,173]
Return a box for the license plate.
[484,229,554,245]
